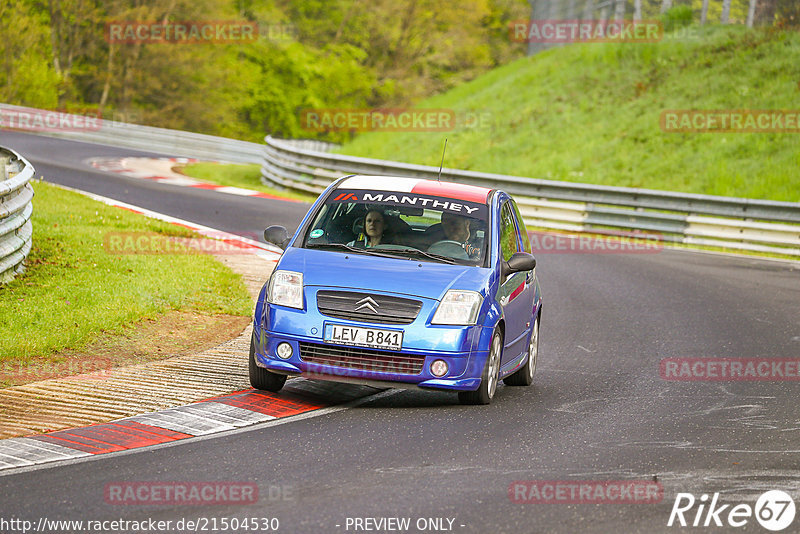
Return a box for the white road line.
[51,183,282,262]
[215,186,263,196]
[13,438,92,458]
[177,401,277,427]
[89,156,275,200]
[0,453,34,467]
[156,176,203,186]
[126,409,238,436]
[0,439,90,466]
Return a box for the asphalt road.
[0,131,311,238]
[2,130,800,534]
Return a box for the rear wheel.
[459,330,502,405]
[249,333,287,392]
[504,316,539,386]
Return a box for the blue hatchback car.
[251,176,542,404]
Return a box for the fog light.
[430,359,448,377]
[276,342,293,360]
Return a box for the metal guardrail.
[1,104,338,164]
[0,147,35,283]
[3,104,796,257]
[0,103,265,164]
[262,136,800,256]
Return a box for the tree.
[661,0,673,14]
[700,0,710,24]
[754,0,778,26]
[582,0,595,21]
[550,0,561,18]
[775,0,800,26]
[747,0,758,26]
[0,0,59,108]
[614,0,624,22]
[46,0,102,105]
[598,0,609,22]
[2,0,532,141]
[721,0,732,23]
[566,0,576,19]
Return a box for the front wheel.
[459,330,502,405]
[504,316,539,386]
[249,332,287,392]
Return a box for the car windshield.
[302,189,489,266]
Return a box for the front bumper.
[253,284,496,392]
[253,327,488,392]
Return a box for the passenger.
[348,209,387,248]
[440,212,481,258]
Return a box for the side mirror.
[502,252,536,277]
[264,225,291,249]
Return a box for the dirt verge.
[1,311,250,388]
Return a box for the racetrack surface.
[1,130,799,533]
[1,131,311,238]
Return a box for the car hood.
[277,247,491,300]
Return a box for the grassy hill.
[337,25,800,202]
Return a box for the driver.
[440,213,481,258]
[348,209,387,248]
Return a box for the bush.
[662,5,694,32]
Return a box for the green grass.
[179,162,316,203]
[0,181,253,361]
[338,25,800,202]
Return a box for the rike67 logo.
[668,490,796,531]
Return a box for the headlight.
[268,270,304,309]
[432,290,482,325]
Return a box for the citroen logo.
[354,296,380,314]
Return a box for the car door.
[498,199,536,367]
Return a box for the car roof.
[336,175,493,204]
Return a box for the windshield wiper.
[305,242,415,260]
[306,242,365,253]
[383,247,457,264]
[306,243,457,264]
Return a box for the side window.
[499,202,519,262]
[510,199,531,253]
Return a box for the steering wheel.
[428,240,469,260]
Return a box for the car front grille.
[316,290,422,325]
[299,342,425,375]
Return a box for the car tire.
[249,332,287,392]
[459,329,502,405]
[504,315,539,387]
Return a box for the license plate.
[324,324,403,351]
